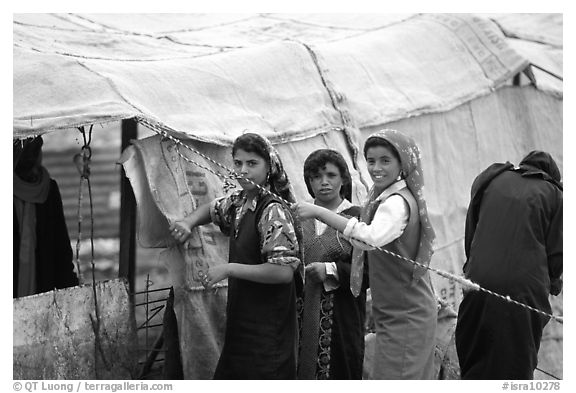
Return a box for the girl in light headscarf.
[297,129,437,379]
[171,132,301,379]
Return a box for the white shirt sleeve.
[343,194,409,251]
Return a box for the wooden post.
[119,119,138,295]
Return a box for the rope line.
[74,176,84,283]
[531,63,563,81]
[75,125,111,372]
[535,366,561,380]
[142,124,563,324]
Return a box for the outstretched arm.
[296,198,408,250]
[296,202,350,232]
[203,262,294,288]
[169,202,212,245]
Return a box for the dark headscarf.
[519,150,562,190]
[232,132,297,204]
[234,133,304,289]
[465,150,562,260]
[13,136,51,204]
[365,129,436,281]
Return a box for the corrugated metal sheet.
[43,146,122,239]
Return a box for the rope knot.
[73,146,92,179]
[75,125,93,179]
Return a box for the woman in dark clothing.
[297,149,366,379]
[13,136,79,297]
[455,151,563,380]
[170,133,301,379]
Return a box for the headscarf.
[365,129,436,281]
[261,135,297,204]
[13,136,48,297]
[519,150,562,190]
[234,133,304,288]
[13,136,50,204]
[233,132,297,204]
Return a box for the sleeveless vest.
[364,188,420,282]
[214,193,297,379]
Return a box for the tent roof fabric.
[13,13,562,142]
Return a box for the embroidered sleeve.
[258,202,301,270]
[210,191,242,237]
[343,194,408,250]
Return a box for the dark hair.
[303,149,352,201]
[232,133,294,203]
[363,136,401,162]
[233,133,270,165]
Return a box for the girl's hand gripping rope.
[294,201,319,220]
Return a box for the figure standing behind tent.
[455,151,563,380]
[296,129,437,379]
[13,136,79,298]
[297,149,367,380]
[169,133,302,380]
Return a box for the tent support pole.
[119,118,138,296]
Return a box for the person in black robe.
[13,136,79,298]
[455,151,563,379]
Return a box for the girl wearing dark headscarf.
[456,151,563,380]
[297,129,437,379]
[297,149,366,380]
[170,133,301,379]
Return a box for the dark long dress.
[297,204,367,379]
[456,163,563,379]
[213,192,300,379]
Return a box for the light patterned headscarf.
[365,129,436,281]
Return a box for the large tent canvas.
[13,13,563,379]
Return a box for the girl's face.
[233,149,269,192]
[365,145,401,192]
[309,162,343,206]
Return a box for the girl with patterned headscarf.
[170,132,302,379]
[296,129,437,379]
